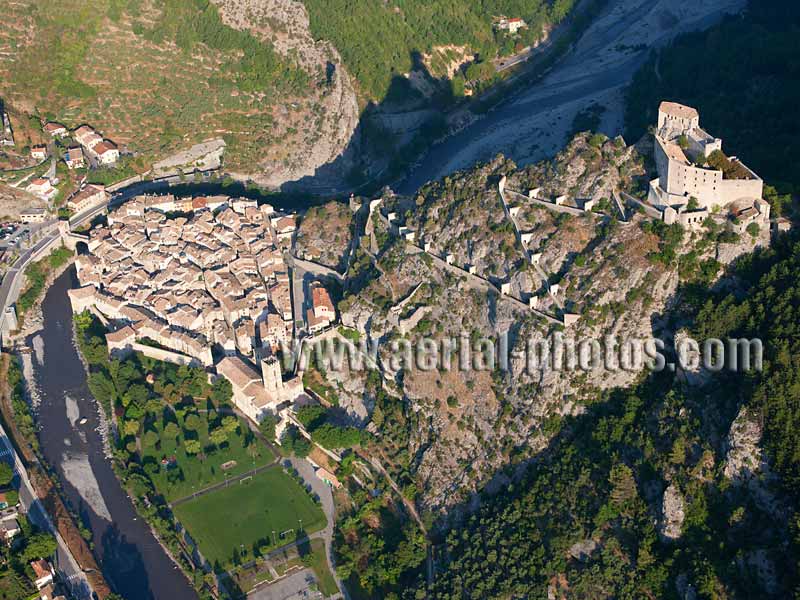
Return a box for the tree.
[210,377,233,405]
[609,463,638,514]
[259,413,278,441]
[296,405,327,430]
[143,430,159,448]
[0,463,13,487]
[22,532,57,562]
[122,420,140,437]
[311,423,362,450]
[164,422,180,439]
[209,427,228,447]
[123,383,149,408]
[73,310,94,333]
[221,415,238,435]
[282,425,311,458]
[465,60,493,82]
[184,413,201,432]
[184,439,201,455]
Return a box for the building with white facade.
[648,101,763,212]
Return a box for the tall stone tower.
[260,356,283,395]
[58,220,78,251]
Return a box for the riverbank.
[27,268,199,600]
[0,352,112,599]
[397,0,746,194]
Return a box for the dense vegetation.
[334,488,427,597]
[138,0,307,95]
[303,0,576,100]
[5,356,38,453]
[625,0,800,190]
[295,403,366,450]
[16,247,72,318]
[74,311,248,598]
[0,514,57,599]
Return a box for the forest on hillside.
[302,0,576,100]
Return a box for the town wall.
[130,342,202,368]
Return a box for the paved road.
[288,457,346,599]
[0,193,111,340]
[0,231,58,310]
[0,423,94,598]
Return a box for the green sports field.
[173,467,326,568]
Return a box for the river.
[397,0,745,194]
[28,268,197,600]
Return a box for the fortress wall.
[673,163,722,208]
[130,342,201,368]
[657,138,724,208]
[658,112,698,131]
[718,177,764,206]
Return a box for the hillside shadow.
[417,233,800,594]
[279,50,458,198]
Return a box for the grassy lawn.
[141,406,275,503]
[173,466,326,570]
[307,538,339,597]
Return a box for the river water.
[29,268,197,600]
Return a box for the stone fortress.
[648,101,769,230]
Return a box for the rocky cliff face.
[294,200,356,272]
[212,0,360,187]
[723,406,785,520]
[327,134,772,512]
[659,483,685,541]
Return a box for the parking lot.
[0,222,28,249]
[248,568,322,600]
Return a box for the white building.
[43,122,68,138]
[307,282,336,333]
[30,145,47,161]
[92,141,119,165]
[26,178,56,202]
[64,146,85,170]
[496,17,527,33]
[216,355,302,423]
[19,207,48,224]
[67,184,107,213]
[648,101,763,211]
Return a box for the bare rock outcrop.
[659,483,685,541]
[723,406,785,519]
[212,0,359,187]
